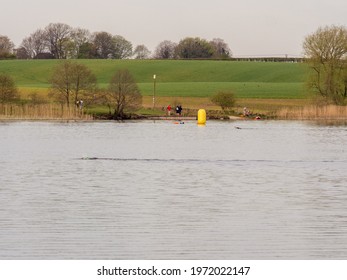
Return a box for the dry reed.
[0,104,93,120]
[277,105,347,120]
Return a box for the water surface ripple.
[1,120,347,259]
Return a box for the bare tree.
[50,61,97,107]
[210,38,232,59]
[18,40,32,59]
[106,69,142,118]
[0,35,15,58]
[69,28,91,58]
[15,47,31,59]
[112,35,133,59]
[92,31,114,58]
[44,23,72,59]
[303,25,347,104]
[133,44,151,59]
[153,40,177,59]
[20,29,47,58]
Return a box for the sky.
[1,0,347,57]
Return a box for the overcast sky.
[1,0,346,57]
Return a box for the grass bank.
[2,59,327,119]
[1,59,307,99]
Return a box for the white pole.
[153,74,156,109]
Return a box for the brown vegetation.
[0,104,93,120]
[277,105,347,120]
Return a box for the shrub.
[210,91,235,111]
[0,74,18,104]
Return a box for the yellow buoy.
[197,109,206,125]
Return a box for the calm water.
[1,120,347,259]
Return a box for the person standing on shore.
[167,104,172,116]
[178,105,182,116]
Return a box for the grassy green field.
[0,59,308,99]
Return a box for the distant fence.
[160,57,305,62]
[0,103,93,120]
[231,57,304,63]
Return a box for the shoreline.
[1,116,347,122]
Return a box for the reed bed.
[277,105,347,120]
[0,104,93,120]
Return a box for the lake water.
[1,120,347,260]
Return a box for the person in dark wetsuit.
[177,105,182,116]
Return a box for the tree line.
[0,61,141,119]
[0,22,231,60]
[0,60,235,119]
[2,23,347,106]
